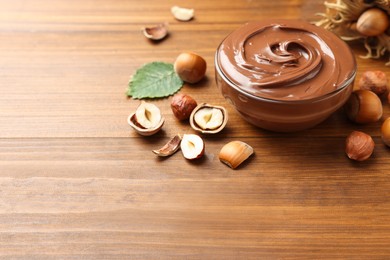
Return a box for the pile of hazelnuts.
[344,70,390,161]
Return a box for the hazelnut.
[344,89,382,124]
[180,134,205,160]
[171,6,194,21]
[189,103,228,134]
[345,131,375,161]
[174,52,207,83]
[356,8,389,36]
[219,141,254,169]
[170,93,197,120]
[381,117,390,147]
[127,101,164,136]
[358,70,389,96]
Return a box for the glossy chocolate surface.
[215,20,356,132]
[216,20,356,101]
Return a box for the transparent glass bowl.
[215,54,356,132]
[215,59,356,132]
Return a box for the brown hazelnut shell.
[127,113,164,136]
[344,90,383,124]
[189,103,228,134]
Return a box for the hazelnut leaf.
[127,62,183,99]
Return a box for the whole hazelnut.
[174,52,207,84]
[170,93,197,120]
[356,8,389,36]
[345,131,375,161]
[381,117,390,147]
[388,92,390,104]
[358,70,389,96]
[344,89,383,124]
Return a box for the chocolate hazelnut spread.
[216,20,356,101]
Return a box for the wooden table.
[1,0,390,258]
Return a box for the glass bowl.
[215,20,356,132]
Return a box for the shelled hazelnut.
[358,70,389,96]
[180,134,205,160]
[171,93,197,120]
[345,131,375,161]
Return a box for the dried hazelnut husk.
[358,70,389,96]
[170,93,197,121]
[345,131,375,161]
[189,103,228,134]
[344,90,383,124]
[356,8,390,37]
[381,117,390,147]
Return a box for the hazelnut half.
[171,93,197,121]
[381,117,390,147]
[358,70,389,96]
[345,131,375,161]
[189,103,228,134]
[344,89,382,124]
[180,134,204,160]
[171,6,194,21]
[127,101,164,136]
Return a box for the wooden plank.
[1,0,390,258]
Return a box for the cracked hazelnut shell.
[189,103,228,134]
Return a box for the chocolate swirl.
[217,20,356,101]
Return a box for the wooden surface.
[1,0,390,259]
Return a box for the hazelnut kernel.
[189,103,228,134]
[170,93,197,120]
[381,117,390,147]
[358,70,389,96]
[345,131,375,161]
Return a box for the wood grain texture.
[1,0,390,259]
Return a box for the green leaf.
[127,62,183,99]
